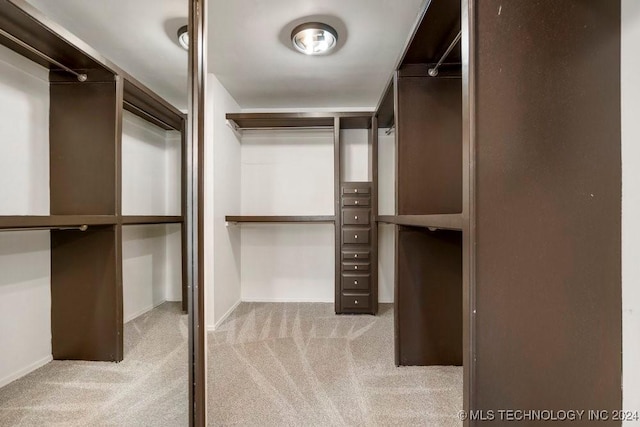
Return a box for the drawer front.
[342,251,370,261]
[342,187,371,196]
[342,228,370,245]
[342,262,370,272]
[342,293,371,310]
[342,197,370,207]
[342,274,370,290]
[343,208,371,225]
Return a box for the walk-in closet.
[0,0,189,424]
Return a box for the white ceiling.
[24,0,425,111]
[209,0,425,109]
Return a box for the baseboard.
[208,299,241,332]
[0,355,52,388]
[124,299,166,323]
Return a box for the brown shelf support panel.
[51,226,122,361]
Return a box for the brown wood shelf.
[225,215,335,224]
[121,216,183,225]
[226,112,373,130]
[0,215,117,230]
[377,214,463,231]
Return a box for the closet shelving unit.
[0,0,187,362]
[375,0,464,367]
[224,111,379,314]
[377,0,623,420]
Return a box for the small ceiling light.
[291,22,338,56]
[177,25,189,50]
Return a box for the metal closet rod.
[428,30,462,77]
[385,124,395,135]
[0,27,88,82]
[0,225,89,233]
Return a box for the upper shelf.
[398,0,461,67]
[226,215,335,224]
[227,112,374,130]
[0,0,185,131]
[377,214,463,231]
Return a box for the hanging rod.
[0,27,88,82]
[385,124,396,136]
[0,224,88,233]
[428,31,462,77]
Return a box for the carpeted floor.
[0,302,189,426]
[0,302,462,426]
[208,303,462,426]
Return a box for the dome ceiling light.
[291,22,338,56]
[177,25,189,50]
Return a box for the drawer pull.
[355,189,358,193]
[355,200,359,205]
[355,300,359,305]
[354,280,358,285]
[355,235,358,239]
[354,254,358,258]
[355,266,358,270]
[354,216,358,220]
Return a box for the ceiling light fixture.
[177,25,189,50]
[291,22,338,56]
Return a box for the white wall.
[0,45,52,387]
[241,129,335,215]
[341,129,370,182]
[122,111,181,216]
[121,110,183,322]
[206,74,242,329]
[239,129,335,303]
[622,1,640,423]
[122,224,182,322]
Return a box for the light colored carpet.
[208,303,462,426]
[0,302,189,426]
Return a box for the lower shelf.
[225,215,335,224]
[377,214,463,231]
[0,215,117,230]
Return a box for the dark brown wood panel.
[474,0,622,419]
[50,79,117,215]
[376,79,394,129]
[397,76,462,215]
[121,216,183,225]
[51,226,121,361]
[400,0,461,66]
[377,214,463,230]
[227,113,334,129]
[396,227,462,366]
[0,215,116,229]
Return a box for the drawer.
[342,197,370,207]
[342,208,370,225]
[342,228,370,245]
[342,186,371,196]
[342,251,370,261]
[342,293,371,310]
[342,274,370,291]
[342,262,370,272]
